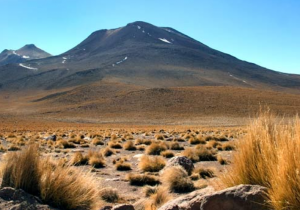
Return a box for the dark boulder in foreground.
[0,187,56,210]
[158,184,270,210]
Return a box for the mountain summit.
[0,21,299,93]
[0,44,51,66]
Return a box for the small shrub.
[145,187,171,210]
[161,166,194,193]
[102,147,115,157]
[126,173,160,186]
[161,150,174,158]
[146,142,167,155]
[109,141,122,149]
[88,151,105,168]
[71,152,88,166]
[193,167,215,179]
[56,140,76,149]
[100,187,120,203]
[7,144,21,151]
[91,138,104,146]
[217,155,228,165]
[115,162,132,171]
[123,141,136,151]
[1,144,41,195]
[169,142,184,150]
[222,142,235,151]
[139,155,166,172]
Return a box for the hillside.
[0,21,299,93]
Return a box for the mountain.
[0,21,300,125]
[0,21,299,92]
[0,44,51,66]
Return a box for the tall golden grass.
[223,112,300,209]
[0,144,100,210]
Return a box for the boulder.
[159,185,270,210]
[161,156,194,175]
[112,204,135,210]
[45,135,56,141]
[0,187,55,210]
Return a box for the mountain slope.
[0,44,51,66]
[0,21,299,93]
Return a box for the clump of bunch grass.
[145,187,172,210]
[1,144,100,210]
[100,187,120,203]
[102,147,115,157]
[123,141,137,150]
[223,111,300,210]
[1,144,41,195]
[126,173,160,186]
[139,155,166,172]
[88,150,106,168]
[146,142,167,155]
[161,150,175,158]
[71,152,89,166]
[115,159,132,171]
[161,166,194,193]
[192,167,215,179]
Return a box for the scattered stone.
[161,156,194,175]
[0,187,56,210]
[159,185,269,210]
[45,135,56,141]
[112,204,135,210]
[100,206,113,210]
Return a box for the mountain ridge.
[0,21,299,93]
[0,44,51,66]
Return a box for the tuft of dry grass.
[115,160,132,171]
[169,142,184,150]
[146,142,167,155]
[88,151,106,168]
[161,166,194,193]
[139,155,166,172]
[223,112,300,210]
[100,187,120,203]
[145,187,172,210]
[222,142,235,151]
[109,141,123,149]
[71,152,89,166]
[56,140,76,149]
[102,147,115,157]
[1,144,100,210]
[126,173,160,186]
[217,155,228,165]
[192,167,215,179]
[91,138,104,146]
[40,159,100,209]
[7,144,21,151]
[1,144,41,195]
[161,150,175,158]
[123,141,137,151]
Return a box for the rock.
[0,187,56,210]
[112,204,135,210]
[159,185,269,210]
[158,187,215,210]
[161,156,194,175]
[100,206,113,210]
[45,135,56,141]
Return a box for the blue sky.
[1,0,299,74]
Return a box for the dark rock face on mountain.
[0,21,299,93]
[0,44,51,66]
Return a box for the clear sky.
[1,0,299,74]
